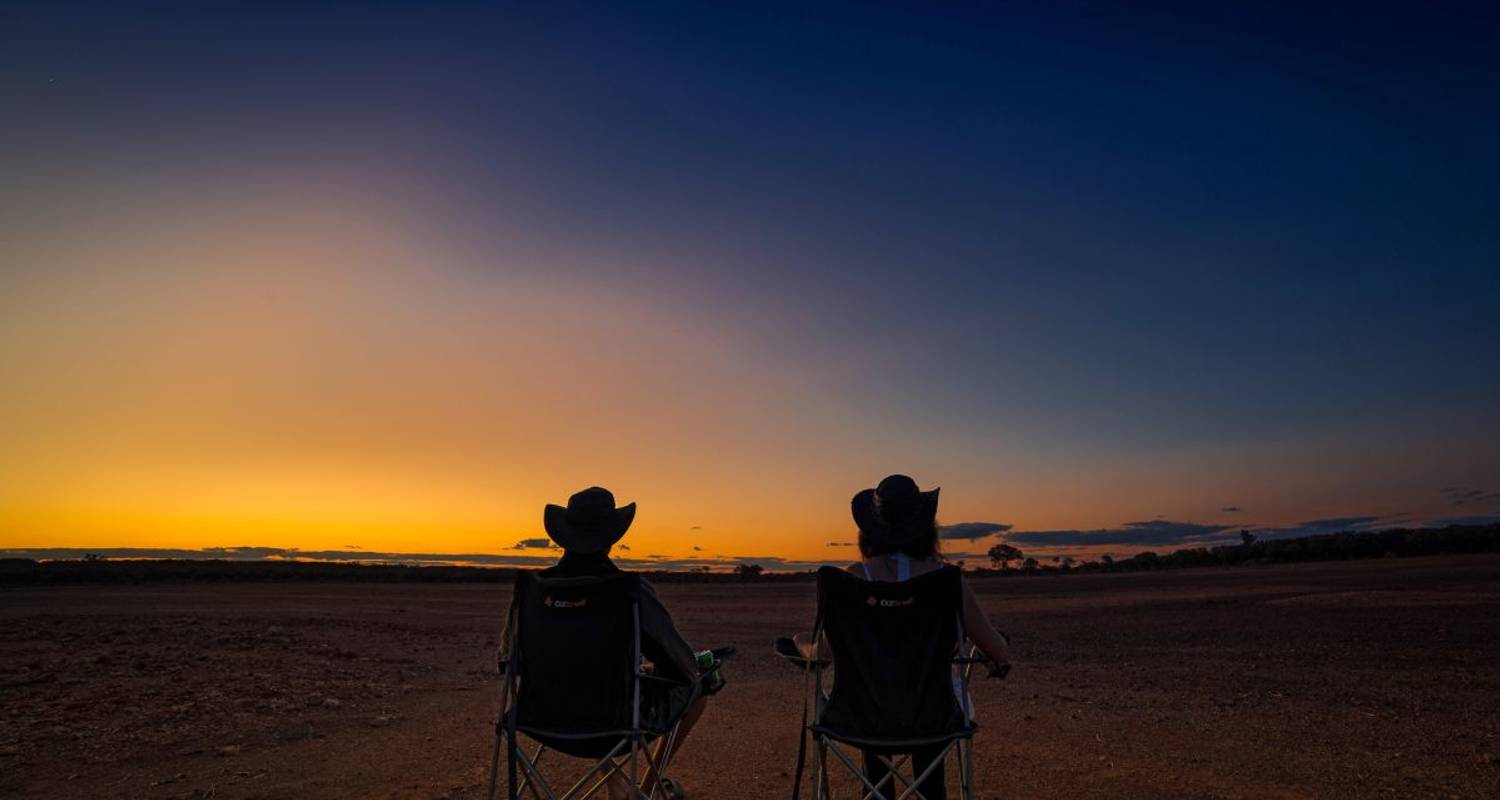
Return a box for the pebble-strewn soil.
[2,555,1498,799]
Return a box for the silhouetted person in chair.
[505,486,709,799]
[796,475,1012,799]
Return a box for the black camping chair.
[777,566,998,800]
[486,571,704,800]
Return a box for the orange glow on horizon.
[2,179,1491,566]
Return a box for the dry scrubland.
[3,555,1498,799]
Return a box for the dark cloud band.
[939,522,1013,541]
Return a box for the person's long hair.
[857,517,941,560]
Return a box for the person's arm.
[638,580,699,683]
[497,595,518,669]
[961,577,1011,668]
[792,631,827,661]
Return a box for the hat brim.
[852,487,940,546]
[543,502,636,554]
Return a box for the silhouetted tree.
[987,543,1023,570]
[736,563,764,581]
[1240,530,1257,546]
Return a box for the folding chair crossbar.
[861,753,910,800]
[824,737,963,800]
[510,736,662,800]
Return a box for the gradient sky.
[2,2,1498,567]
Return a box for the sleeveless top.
[855,552,917,582]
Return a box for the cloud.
[1277,516,1383,535]
[939,522,1013,541]
[509,538,555,550]
[1006,520,1236,548]
[689,525,702,530]
[1002,515,1421,553]
[200,546,293,559]
[617,544,630,551]
[826,541,855,547]
[1425,515,1500,527]
[1227,515,1414,542]
[692,545,702,551]
[1441,487,1500,508]
[1221,506,1242,513]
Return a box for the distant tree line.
[2,524,1496,585]
[978,524,1500,575]
[0,557,805,585]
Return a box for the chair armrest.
[773,637,831,669]
[954,644,1011,680]
[639,672,693,687]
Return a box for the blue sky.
[1,2,1497,561]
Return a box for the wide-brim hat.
[543,486,636,554]
[851,474,940,546]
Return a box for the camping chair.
[777,566,996,800]
[486,571,700,800]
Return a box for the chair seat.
[515,726,640,759]
[809,724,975,754]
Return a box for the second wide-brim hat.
[851,474,940,546]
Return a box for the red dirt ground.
[3,554,1499,799]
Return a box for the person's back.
[499,486,711,800]
[827,474,1012,800]
[540,549,697,690]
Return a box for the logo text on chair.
[866,596,915,608]
[543,596,589,609]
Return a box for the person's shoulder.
[911,557,948,576]
[845,562,866,578]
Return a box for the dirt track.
[3,555,1499,799]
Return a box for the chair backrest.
[816,565,967,742]
[509,570,642,736]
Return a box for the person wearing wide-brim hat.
[800,474,1013,800]
[541,485,637,561]
[524,487,708,799]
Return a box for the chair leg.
[637,723,680,799]
[958,740,974,800]
[629,736,654,800]
[486,727,504,800]
[516,744,547,799]
[512,747,567,800]
[814,738,829,800]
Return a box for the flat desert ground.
[3,555,1499,799]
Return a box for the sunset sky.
[2,2,1497,568]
